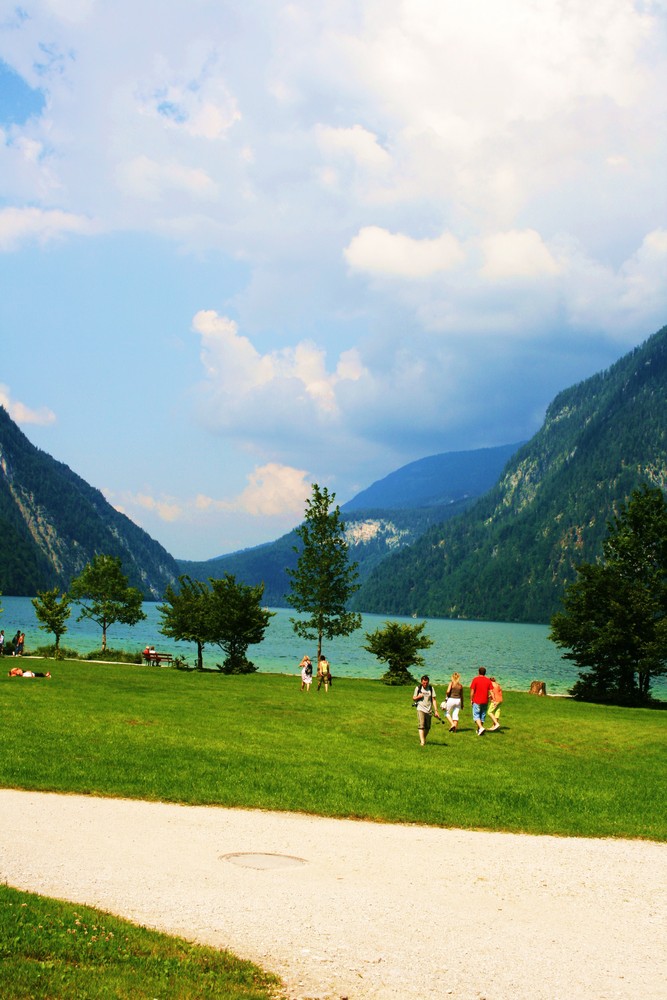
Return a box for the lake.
[6,594,661,698]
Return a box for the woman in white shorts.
[441,671,464,732]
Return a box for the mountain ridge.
[353,323,667,622]
[0,406,179,598]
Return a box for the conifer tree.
[287,484,361,662]
[550,485,667,704]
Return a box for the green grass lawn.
[0,884,280,1000]
[2,658,665,840]
[2,659,665,999]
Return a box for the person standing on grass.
[413,674,441,746]
[488,676,503,731]
[441,671,464,732]
[317,653,332,692]
[470,666,494,736]
[0,629,4,655]
[300,655,313,692]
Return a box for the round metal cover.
[222,852,307,870]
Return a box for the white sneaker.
[477,727,485,736]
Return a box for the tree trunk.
[529,680,547,695]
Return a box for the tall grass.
[2,659,665,840]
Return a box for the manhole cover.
[221,852,307,870]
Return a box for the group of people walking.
[299,654,332,693]
[0,629,25,657]
[413,666,503,745]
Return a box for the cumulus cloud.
[115,156,218,202]
[479,229,561,280]
[344,226,464,278]
[0,384,56,426]
[106,463,310,528]
[0,207,96,251]
[192,309,367,429]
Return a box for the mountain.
[177,442,523,605]
[0,406,179,598]
[353,324,667,624]
[342,443,522,512]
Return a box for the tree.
[363,620,434,685]
[69,554,146,652]
[286,483,361,661]
[208,574,274,673]
[158,575,211,670]
[158,573,274,673]
[549,484,667,705]
[31,587,72,654]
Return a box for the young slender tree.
[363,620,434,685]
[158,575,211,670]
[550,484,667,705]
[69,554,146,652]
[31,587,72,654]
[287,483,361,662]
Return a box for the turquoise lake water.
[8,594,664,699]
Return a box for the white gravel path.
[1,789,665,1000]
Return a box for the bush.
[218,657,258,675]
[84,649,142,664]
[32,644,80,661]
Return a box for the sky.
[1,0,666,561]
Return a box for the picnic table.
[143,651,173,666]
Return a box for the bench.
[143,652,173,666]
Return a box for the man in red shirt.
[470,666,494,736]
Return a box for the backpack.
[413,684,432,707]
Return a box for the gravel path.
[1,789,665,1000]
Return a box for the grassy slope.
[2,660,665,840]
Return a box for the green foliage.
[158,575,211,669]
[1,663,666,838]
[287,483,362,659]
[208,574,273,673]
[0,883,279,1000]
[550,485,667,705]
[69,555,146,652]
[355,324,667,623]
[159,574,273,673]
[364,620,433,685]
[84,648,143,664]
[31,587,71,650]
[31,644,80,661]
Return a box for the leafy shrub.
[32,644,80,661]
[84,649,142,664]
[218,657,258,674]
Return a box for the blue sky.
[1,1,666,560]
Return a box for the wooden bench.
[143,652,173,666]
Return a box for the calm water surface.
[8,594,660,698]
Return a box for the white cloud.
[192,310,367,427]
[344,226,464,278]
[115,156,218,202]
[0,207,96,251]
[0,384,56,426]
[480,229,562,280]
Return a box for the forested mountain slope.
[0,406,179,597]
[178,443,522,606]
[354,324,667,623]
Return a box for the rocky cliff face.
[0,406,179,598]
